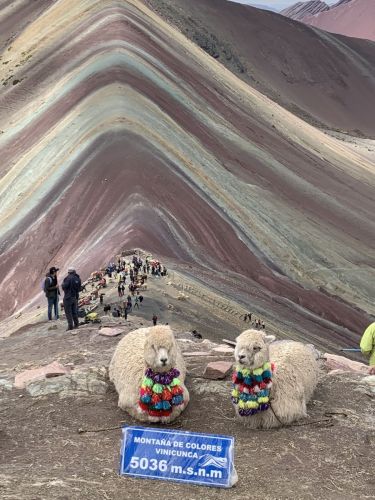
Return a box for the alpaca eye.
[253,346,261,352]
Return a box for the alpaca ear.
[264,334,276,344]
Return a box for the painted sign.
[119,426,236,488]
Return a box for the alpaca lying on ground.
[232,330,320,428]
[109,325,189,423]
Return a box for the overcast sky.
[228,0,337,11]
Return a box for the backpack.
[43,276,52,296]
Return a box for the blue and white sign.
[120,426,236,488]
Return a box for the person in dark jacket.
[62,267,81,331]
[45,266,60,321]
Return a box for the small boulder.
[14,361,71,389]
[184,351,214,357]
[203,361,233,380]
[26,367,108,397]
[324,354,369,374]
[99,327,123,337]
[212,345,234,354]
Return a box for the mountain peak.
[281,1,330,21]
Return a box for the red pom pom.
[148,410,160,417]
[139,402,149,412]
[232,373,237,383]
[259,382,267,390]
[162,388,172,401]
[171,386,183,396]
[238,383,246,393]
[271,363,275,372]
[148,409,172,418]
[140,387,152,397]
[151,394,161,405]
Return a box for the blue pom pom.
[141,395,151,403]
[154,402,163,410]
[244,377,252,385]
[255,375,263,382]
[263,370,271,378]
[172,395,183,405]
[162,401,171,410]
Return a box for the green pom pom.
[143,377,154,388]
[170,378,181,387]
[152,384,163,394]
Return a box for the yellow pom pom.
[258,397,269,403]
[232,389,239,398]
[246,401,259,409]
[253,368,263,376]
[263,362,271,371]
[238,400,245,409]
[241,368,251,377]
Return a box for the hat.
[49,267,59,274]
[67,267,75,273]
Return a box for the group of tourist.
[242,312,265,330]
[101,254,163,326]
[43,266,81,331]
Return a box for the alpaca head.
[144,325,178,372]
[235,330,275,369]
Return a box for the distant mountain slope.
[146,0,375,137]
[281,1,329,21]
[303,0,375,41]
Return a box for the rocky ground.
[1,267,374,499]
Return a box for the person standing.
[44,266,60,321]
[134,296,139,309]
[62,267,81,331]
[152,314,157,326]
[360,322,375,373]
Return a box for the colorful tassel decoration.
[232,362,274,417]
[138,367,184,417]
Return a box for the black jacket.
[62,273,81,300]
[45,274,59,299]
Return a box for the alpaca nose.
[160,358,168,365]
[238,354,246,361]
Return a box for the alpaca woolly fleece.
[233,330,320,428]
[109,325,189,423]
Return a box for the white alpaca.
[233,330,320,428]
[109,325,189,423]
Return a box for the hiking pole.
[340,348,361,352]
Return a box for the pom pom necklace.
[139,367,184,417]
[232,362,275,417]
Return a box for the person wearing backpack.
[44,266,60,321]
[62,267,81,331]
